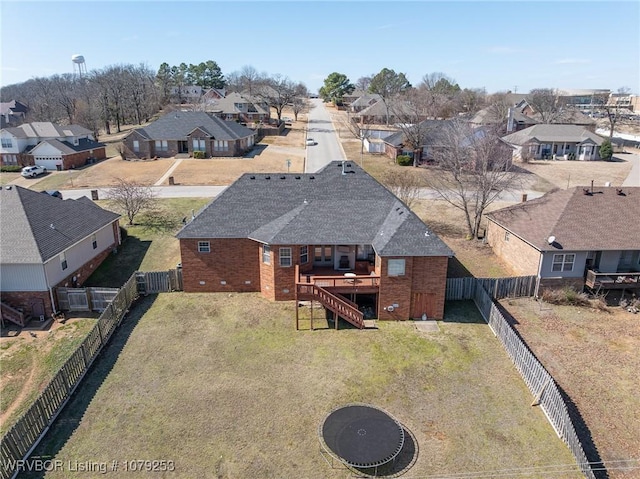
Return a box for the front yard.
[26,295,579,478]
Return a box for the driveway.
[304,99,346,172]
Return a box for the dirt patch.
[518,157,632,190]
[500,298,640,477]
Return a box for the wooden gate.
[56,287,119,312]
[411,292,437,319]
[136,269,183,294]
[67,289,90,311]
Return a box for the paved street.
[304,99,346,172]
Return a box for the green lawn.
[27,295,580,478]
[85,198,210,287]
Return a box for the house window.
[1,138,12,148]
[193,139,206,152]
[504,231,511,242]
[300,246,308,264]
[155,140,168,152]
[91,234,97,250]
[198,241,210,253]
[262,244,270,264]
[388,259,405,276]
[279,248,292,267]
[214,140,229,152]
[552,254,575,272]
[60,252,68,271]
[133,140,140,153]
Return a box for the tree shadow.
[244,144,268,158]
[21,295,157,479]
[442,300,486,325]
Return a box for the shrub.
[396,155,412,166]
[193,151,205,159]
[1,165,22,172]
[600,139,613,160]
[541,287,590,306]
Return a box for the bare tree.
[381,169,424,209]
[368,68,411,125]
[256,74,297,121]
[291,82,310,121]
[107,178,156,225]
[340,115,373,167]
[355,75,373,91]
[600,87,634,138]
[426,120,520,239]
[527,88,566,123]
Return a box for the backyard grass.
[26,294,579,478]
[0,172,20,185]
[499,298,640,478]
[84,198,211,287]
[0,318,96,435]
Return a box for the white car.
[21,165,47,178]
[306,138,317,146]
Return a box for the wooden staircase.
[296,283,364,329]
[1,302,28,327]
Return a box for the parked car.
[21,165,46,178]
[306,138,317,146]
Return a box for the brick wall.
[378,257,414,320]
[1,291,54,319]
[410,256,448,320]
[60,147,107,170]
[54,244,115,289]
[181,238,260,293]
[259,244,304,301]
[486,221,541,276]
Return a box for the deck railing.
[298,272,380,289]
[296,283,364,329]
[585,270,640,290]
[1,302,27,327]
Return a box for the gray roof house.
[123,111,257,159]
[176,161,453,324]
[486,186,640,294]
[0,185,121,323]
[204,92,271,123]
[501,124,604,161]
[1,122,105,170]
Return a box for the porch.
[297,267,380,294]
[585,270,640,292]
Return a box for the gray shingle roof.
[383,120,454,147]
[0,186,120,264]
[486,186,640,251]
[501,124,604,146]
[32,138,104,155]
[2,122,92,139]
[130,111,255,141]
[205,92,269,115]
[177,161,453,257]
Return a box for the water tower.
[71,54,87,78]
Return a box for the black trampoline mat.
[322,404,404,468]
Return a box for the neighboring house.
[201,88,226,102]
[176,161,453,323]
[354,99,416,125]
[123,111,256,159]
[342,89,367,106]
[0,100,28,128]
[205,92,271,123]
[170,85,203,103]
[0,185,121,323]
[485,186,640,294]
[501,124,604,161]
[349,93,381,112]
[0,122,105,169]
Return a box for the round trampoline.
[320,404,405,469]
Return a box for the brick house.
[0,186,121,324]
[204,92,271,124]
[0,100,28,128]
[176,161,453,325]
[122,111,256,159]
[0,122,105,169]
[485,186,640,294]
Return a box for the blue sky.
[1,1,639,94]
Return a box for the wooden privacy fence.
[136,269,182,294]
[471,282,596,479]
[446,275,537,301]
[57,287,120,312]
[0,274,138,479]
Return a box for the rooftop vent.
[309,176,315,180]
[265,176,270,180]
[295,176,301,179]
[249,176,256,180]
[616,188,625,196]
[582,188,591,196]
[5,185,12,190]
[280,176,285,180]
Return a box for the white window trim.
[60,251,68,271]
[552,253,575,272]
[300,246,308,264]
[388,259,405,276]
[262,244,271,264]
[279,247,292,267]
[198,241,210,253]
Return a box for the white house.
[0,185,121,323]
[0,122,106,169]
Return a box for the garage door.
[34,157,63,170]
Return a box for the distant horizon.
[1,1,638,95]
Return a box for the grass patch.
[85,198,210,287]
[0,319,96,435]
[0,172,20,185]
[30,171,83,191]
[27,295,578,478]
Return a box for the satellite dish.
[548,236,556,245]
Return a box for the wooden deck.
[297,268,380,294]
[585,270,640,291]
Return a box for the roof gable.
[130,112,255,141]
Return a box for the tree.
[107,178,156,225]
[256,74,297,121]
[418,73,462,118]
[189,60,225,89]
[381,169,424,209]
[527,88,565,123]
[340,115,373,167]
[368,68,411,125]
[319,72,354,105]
[156,62,173,104]
[600,87,634,139]
[355,75,373,91]
[426,120,520,239]
[599,138,613,160]
[291,82,310,121]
